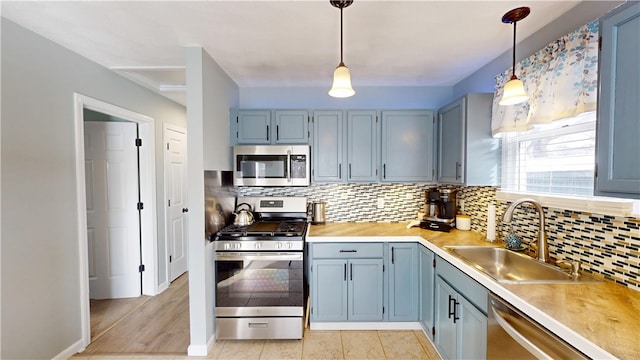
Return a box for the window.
[501,112,596,196]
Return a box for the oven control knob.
[254,242,262,250]
[287,242,293,249]
[234,242,241,250]
[223,243,230,250]
[276,242,283,249]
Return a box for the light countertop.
[307,222,640,360]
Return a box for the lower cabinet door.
[457,295,487,359]
[388,243,419,321]
[312,259,348,321]
[434,276,457,359]
[348,258,384,321]
[419,245,435,339]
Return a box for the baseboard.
[52,338,85,360]
[187,334,216,357]
[310,322,422,331]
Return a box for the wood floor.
[79,272,190,356]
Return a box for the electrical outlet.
[377,198,385,209]
[459,199,465,213]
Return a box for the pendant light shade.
[500,76,529,106]
[329,63,355,98]
[329,0,355,98]
[499,7,530,106]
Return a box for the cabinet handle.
[383,164,386,179]
[339,250,357,253]
[276,125,280,141]
[349,163,352,178]
[455,162,461,180]
[391,247,395,264]
[344,263,347,281]
[350,263,353,281]
[267,125,270,141]
[448,295,455,319]
[448,296,460,323]
[339,164,342,178]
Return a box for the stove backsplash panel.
[235,184,639,291]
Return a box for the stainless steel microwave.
[233,145,310,186]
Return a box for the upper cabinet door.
[312,110,345,182]
[438,99,465,184]
[595,2,640,199]
[347,111,379,182]
[236,110,271,144]
[274,110,309,144]
[381,110,435,182]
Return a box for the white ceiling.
[2,1,582,105]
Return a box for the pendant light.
[328,0,355,98]
[499,7,530,106]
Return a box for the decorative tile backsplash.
[235,183,640,291]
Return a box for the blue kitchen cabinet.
[312,110,345,182]
[419,245,435,340]
[595,2,640,199]
[434,256,488,359]
[312,110,379,183]
[387,243,419,321]
[311,259,348,321]
[274,110,309,144]
[234,110,271,144]
[381,110,435,182]
[348,258,384,321]
[347,110,379,182]
[232,109,309,145]
[310,243,384,322]
[437,93,499,186]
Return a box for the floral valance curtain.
[491,20,599,137]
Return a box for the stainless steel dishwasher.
[488,294,589,359]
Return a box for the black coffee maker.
[421,188,457,232]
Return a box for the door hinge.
[382,306,385,314]
[168,199,171,207]
[311,116,314,123]
[382,264,385,272]
[169,255,172,263]
[139,264,145,272]
[236,131,239,139]
[166,142,170,150]
[432,259,436,268]
[594,164,598,178]
[135,138,142,147]
[137,202,144,210]
[236,116,239,123]
[432,327,435,336]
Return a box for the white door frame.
[73,93,158,348]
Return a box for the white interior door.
[85,121,141,299]
[165,126,188,282]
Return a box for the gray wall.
[1,18,186,359]
[186,46,239,354]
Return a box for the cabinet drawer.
[436,256,488,313]
[312,243,383,258]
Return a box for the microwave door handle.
[287,149,292,183]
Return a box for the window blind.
[501,111,596,196]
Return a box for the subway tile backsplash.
[236,184,640,291]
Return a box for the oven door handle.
[214,252,303,261]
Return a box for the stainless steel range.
[213,197,307,340]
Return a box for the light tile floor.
[72,330,441,360]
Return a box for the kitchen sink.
[444,246,600,284]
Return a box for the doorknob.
[182,208,189,213]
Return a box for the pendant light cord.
[511,20,517,79]
[339,7,344,65]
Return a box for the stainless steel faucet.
[502,198,550,263]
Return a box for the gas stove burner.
[215,219,307,242]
